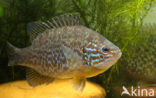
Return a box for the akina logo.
[121,86,154,97]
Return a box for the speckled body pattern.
[18,25,121,79]
[123,34,156,83]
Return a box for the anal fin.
[26,68,54,87]
[71,78,86,91]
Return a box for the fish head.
[82,38,122,69]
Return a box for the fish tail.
[7,42,21,66]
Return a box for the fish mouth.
[115,49,122,60]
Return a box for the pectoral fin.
[63,45,82,65]
[26,68,54,87]
[71,78,86,91]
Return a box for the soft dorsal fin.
[27,14,81,41]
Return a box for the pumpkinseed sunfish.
[7,14,122,91]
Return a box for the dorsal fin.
[27,14,81,41]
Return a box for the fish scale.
[45,46,67,73]
[7,14,121,91]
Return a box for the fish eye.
[102,47,109,53]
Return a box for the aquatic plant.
[86,0,153,85]
[0,6,3,17]
[71,0,154,97]
[0,0,75,82]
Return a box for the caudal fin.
[7,42,20,66]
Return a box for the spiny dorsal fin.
[26,68,54,87]
[27,14,81,41]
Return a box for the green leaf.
[0,6,3,17]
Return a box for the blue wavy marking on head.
[84,53,101,57]
[85,48,96,51]
[91,59,100,65]
[84,52,106,66]
[92,43,97,47]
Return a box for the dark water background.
[0,0,156,98]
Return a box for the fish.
[121,31,156,84]
[7,14,122,91]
